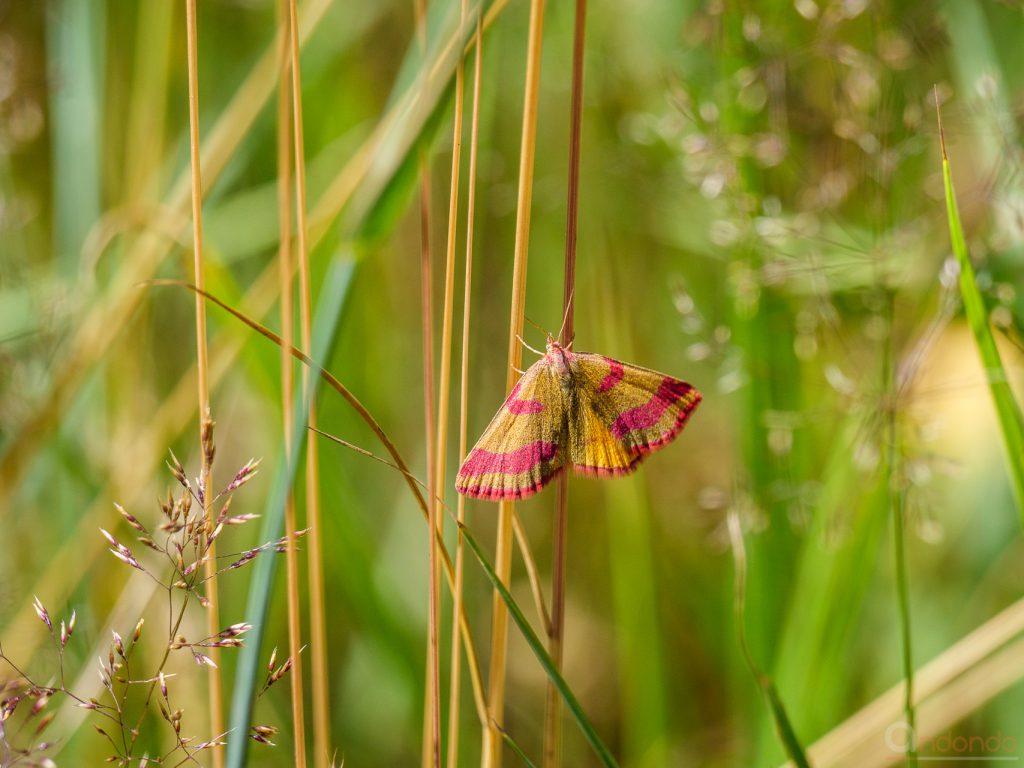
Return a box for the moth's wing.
[456,361,567,500]
[568,352,701,475]
[566,396,639,476]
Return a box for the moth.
[456,335,701,500]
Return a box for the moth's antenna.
[516,334,545,357]
[556,286,575,345]
[524,315,547,336]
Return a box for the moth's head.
[545,333,573,376]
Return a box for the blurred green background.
[1,0,1023,765]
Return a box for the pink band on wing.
[460,440,558,476]
[506,397,544,414]
[597,358,625,393]
[457,468,563,500]
[610,378,693,438]
[504,378,544,413]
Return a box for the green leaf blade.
[941,152,1024,524]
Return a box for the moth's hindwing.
[569,353,701,475]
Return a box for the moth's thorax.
[544,339,574,377]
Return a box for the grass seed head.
[166,451,188,490]
[31,596,51,633]
[250,724,278,745]
[201,417,216,467]
[115,503,146,532]
[34,711,55,733]
[1,695,21,721]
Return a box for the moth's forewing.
[456,360,567,500]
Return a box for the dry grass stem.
[432,0,469,762]
[183,0,225,763]
[485,1,546,764]
[447,12,483,767]
[543,2,585,764]
[512,512,552,635]
[284,0,315,762]
[411,1,442,765]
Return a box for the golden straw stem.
[447,12,482,767]
[412,0,441,764]
[543,1,585,764]
[285,0,312,763]
[484,0,546,764]
[183,1,224,764]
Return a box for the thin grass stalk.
[434,0,468,756]
[285,0,328,763]
[275,0,294,720]
[434,0,468,544]
[434,0,469,709]
[543,2,585,764]
[433,0,469,761]
[432,0,468,757]
[892,485,916,763]
[184,2,224,764]
[485,1,546,764]
[884,294,916,766]
[448,15,483,766]
[512,512,552,633]
[412,2,442,766]
[726,511,812,768]
[274,1,305,766]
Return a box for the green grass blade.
[459,522,620,768]
[225,256,355,767]
[763,680,813,768]
[500,727,539,768]
[941,135,1024,522]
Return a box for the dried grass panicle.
[250,724,279,745]
[260,647,298,696]
[0,446,290,765]
[202,417,216,469]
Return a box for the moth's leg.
[516,334,545,357]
